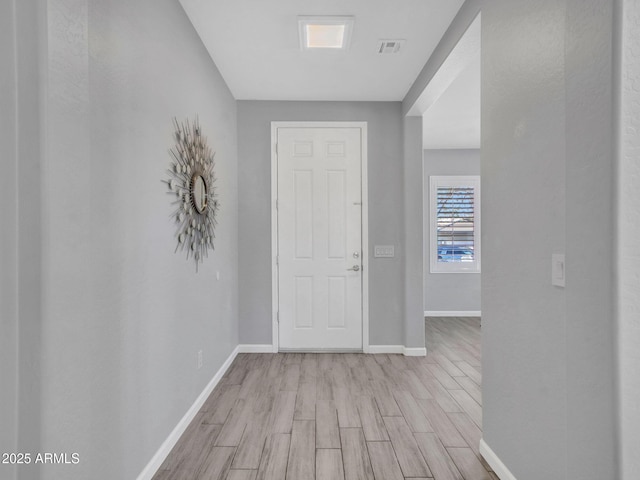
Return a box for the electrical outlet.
[197,350,203,369]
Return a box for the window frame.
[429,175,481,274]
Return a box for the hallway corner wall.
[617,0,640,477]
[0,2,19,479]
[564,0,617,476]
[12,1,48,479]
[482,0,617,478]
[403,115,425,349]
[16,1,241,479]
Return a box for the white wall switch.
[552,254,565,287]
[374,245,395,258]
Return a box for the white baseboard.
[479,439,518,480]
[368,345,427,357]
[403,347,427,357]
[424,310,482,317]
[136,345,240,480]
[241,344,425,356]
[238,344,275,353]
[368,345,404,354]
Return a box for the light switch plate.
[374,245,395,258]
[552,254,565,287]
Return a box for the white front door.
[276,126,363,350]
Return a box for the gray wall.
[482,0,616,479]
[6,0,240,479]
[0,2,18,479]
[238,101,411,347]
[617,0,640,476]
[423,149,481,313]
[564,1,616,476]
[14,1,46,478]
[403,116,426,348]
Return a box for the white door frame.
[271,121,369,353]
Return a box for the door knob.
[347,265,361,272]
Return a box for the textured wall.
[482,0,616,478]
[617,0,640,477]
[14,1,46,478]
[423,149,481,313]
[565,0,616,477]
[237,101,409,347]
[0,2,18,479]
[10,0,240,479]
[482,2,568,476]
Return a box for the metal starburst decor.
[164,117,219,270]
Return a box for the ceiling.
[179,0,465,101]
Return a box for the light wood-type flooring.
[153,317,496,480]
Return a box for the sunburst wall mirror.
[164,117,219,270]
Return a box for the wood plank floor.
[153,317,497,480]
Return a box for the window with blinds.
[430,176,481,273]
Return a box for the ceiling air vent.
[377,39,405,54]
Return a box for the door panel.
[293,170,313,258]
[277,127,362,350]
[327,171,347,259]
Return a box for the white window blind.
[430,176,480,273]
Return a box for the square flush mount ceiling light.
[298,16,355,50]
